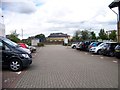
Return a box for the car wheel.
[97,50,102,55]
[73,45,76,49]
[9,59,22,72]
[109,52,114,57]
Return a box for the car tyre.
[72,45,76,49]
[109,52,114,57]
[9,59,22,72]
[97,50,102,55]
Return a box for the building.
[106,30,117,35]
[109,0,120,42]
[47,33,70,42]
[0,15,5,37]
[31,38,39,46]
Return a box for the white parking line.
[4,80,7,83]
[85,53,88,55]
[91,55,94,56]
[100,57,104,59]
[113,60,117,63]
[16,71,21,75]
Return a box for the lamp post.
[109,0,120,43]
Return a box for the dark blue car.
[0,36,32,71]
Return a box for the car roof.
[18,43,25,44]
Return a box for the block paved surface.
[3,45,118,88]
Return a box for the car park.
[0,36,32,71]
[101,42,118,57]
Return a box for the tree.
[72,30,81,41]
[90,31,96,40]
[35,34,46,42]
[98,29,108,40]
[7,30,21,43]
[109,30,117,41]
[80,30,89,40]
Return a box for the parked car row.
[0,36,37,72]
[71,41,120,59]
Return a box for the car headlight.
[92,48,96,50]
[21,54,30,58]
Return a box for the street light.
[109,0,120,43]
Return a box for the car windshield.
[98,43,105,47]
[115,45,120,49]
[103,43,109,48]
[3,38,18,47]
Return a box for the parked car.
[76,42,82,50]
[101,42,118,57]
[89,43,106,54]
[71,42,78,49]
[18,43,28,48]
[0,36,32,71]
[88,42,102,51]
[115,44,120,58]
[18,43,31,54]
[29,46,36,53]
[79,41,93,51]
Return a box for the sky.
[0,0,119,39]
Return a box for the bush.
[68,43,72,46]
[37,43,44,47]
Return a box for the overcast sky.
[0,0,118,39]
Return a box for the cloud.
[2,0,118,39]
[2,0,37,14]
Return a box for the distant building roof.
[109,0,120,8]
[48,33,70,38]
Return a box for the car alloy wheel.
[9,59,22,71]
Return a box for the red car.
[18,43,28,48]
[18,43,36,53]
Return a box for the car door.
[2,43,13,66]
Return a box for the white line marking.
[85,53,88,55]
[16,71,21,74]
[4,80,7,83]
[113,61,117,63]
[100,57,104,59]
[91,55,94,56]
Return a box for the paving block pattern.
[9,45,118,88]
